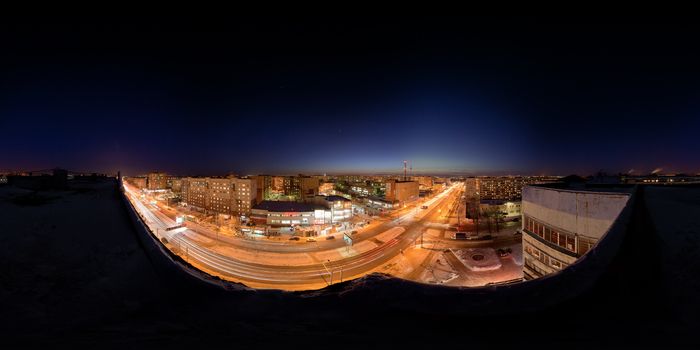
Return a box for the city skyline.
[2,16,699,176]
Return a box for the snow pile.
[450,248,502,271]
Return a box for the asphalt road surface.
[124,182,463,288]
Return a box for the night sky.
[2,16,699,176]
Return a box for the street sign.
[343,233,353,246]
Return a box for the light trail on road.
[124,182,463,288]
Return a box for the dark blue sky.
[1,16,699,176]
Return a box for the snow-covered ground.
[0,181,164,337]
[418,252,459,284]
[1,181,698,347]
[450,248,502,271]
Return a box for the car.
[289,236,300,241]
[325,236,335,240]
[420,205,428,209]
[454,232,468,240]
[306,238,317,242]
[350,230,358,235]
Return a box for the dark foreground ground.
[0,179,698,349]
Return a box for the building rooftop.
[479,199,516,205]
[366,196,397,204]
[321,195,350,202]
[530,182,635,194]
[252,200,323,212]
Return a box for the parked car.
[420,205,428,209]
[289,236,300,241]
[306,238,317,242]
[325,236,335,240]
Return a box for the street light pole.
[328,260,333,285]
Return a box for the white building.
[251,195,354,229]
[479,200,522,220]
[521,184,632,280]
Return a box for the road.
[124,181,452,253]
[123,181,464,289]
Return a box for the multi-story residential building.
[465,176,560,201]
[283,175,320,200]
[412,176,434,190]
[318,182,335,195]
[126,176,147,189]
[479,199,522,221]
[231,177,257,217]
[272,176,285,192]
[181,177,209,210]
[254,175,273,202]
[521,183,632,280]
[170,178,183,194]
[180,177,258,217]
[384,180,419,204]
[207,178,235,214]
[147,172,167,191]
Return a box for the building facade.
[479,200,522,220]
[170,178,183,194]
[521,184,631,280]
[412,176,434,190]
[147,172,167,191]
[282,175,320,200]
[251,195,352,228]
[311,195,352,222]
[231,177,256,217]
[318,182,335,195]
[181,178,209,210]
[180,177,258,217]
[126,176,147,189]
[385,180,419,204]
[465,176,560,201]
